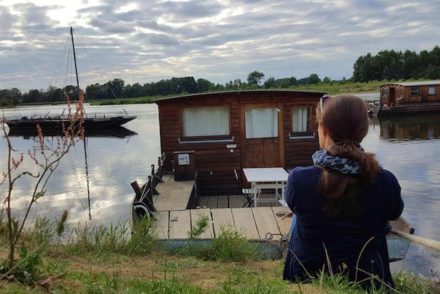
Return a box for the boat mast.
[70,27,81,99]
[70,27,92,220]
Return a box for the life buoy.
[133,201,151,220]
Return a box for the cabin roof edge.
[380,80,440,87]
[152,89,327,103]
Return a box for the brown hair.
[316,95,379,216]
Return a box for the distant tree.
[22,89,41,103]
[264,77,275,88]
[322,76,331,83]
[179,76,198,93]
[247,71,265,86]
[64,85,79,100]
[288,76,297,86]
[85,83,105,100]
[0,88,21,105]
[45,86,64,102]
[197,78,214,92]
[107,78,125,97]
[308,73,321,84]
[233,79,243,89]
[353,46,440,81]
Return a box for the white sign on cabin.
[178,154,190,165]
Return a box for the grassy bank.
[0,217,438,293]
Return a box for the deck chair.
[241,188,256,207]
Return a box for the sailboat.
[6,27,136,133]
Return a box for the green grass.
[0,216,439,293]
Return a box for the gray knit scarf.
[312,149,362,175]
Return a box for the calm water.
[1,104,439,279]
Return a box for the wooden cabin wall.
[426,85,440,102]
[157,91,321,195]
[395,86,405,105]
[158,94,243,195]
[380,87,389,106]
[403,85,440,104]
[405,86,421,103]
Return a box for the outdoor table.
[242,167,289,207]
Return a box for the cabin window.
[429,86,436,95]
[182,106,229,137]
[245,107,278,138]
[410,87,420,96]
[292,107,308,133]
[382,88,388,98]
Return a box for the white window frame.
[245,107,279,139]
[182,106,230,138]
[292,107,309,133]
[289,106,314,140]
[429,86,436,96]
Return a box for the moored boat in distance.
[378,81,440,117]
[5,113,136,132]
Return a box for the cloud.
[0,0,440,91]
[0,6,16,35]
[141,33,180,46]
[89,18,135,34]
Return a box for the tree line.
[1,45,439,106]
[353,46,440,82]
[0,72,325,106]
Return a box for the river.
[1,103,439,279]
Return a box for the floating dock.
[154,175,194,211]
[153,207,291,241]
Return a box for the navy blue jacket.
[283,166,403,288]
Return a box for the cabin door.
[389,88,395,106]
[241,104,284,168]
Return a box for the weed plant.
[198,227,259,262]
[394,270,440,294]
[65,216,156,256]
[177,223,259,262]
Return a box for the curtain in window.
[245,107,278,138]
[292,107,308,132]
[183,107,229,137]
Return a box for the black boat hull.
[6,115,136,132]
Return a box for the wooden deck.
[152,207,292,241]
[198,194,282,209]
[154,175,194,211]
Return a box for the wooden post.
[131,181,142,198]
[151,164,155,187]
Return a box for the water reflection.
[7,126,137,139]
[379,114,440,141]
[364,114,440,279]
[0,104,160,227]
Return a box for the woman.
[283,95,403,289]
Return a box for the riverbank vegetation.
[1,45,440,108]
[0,215,439,293]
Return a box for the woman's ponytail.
[316,95,380,217]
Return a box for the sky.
[0,0,439,92]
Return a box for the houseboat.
[130,89,415,261]
[378,81,440,117]
[154,89,324,195]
